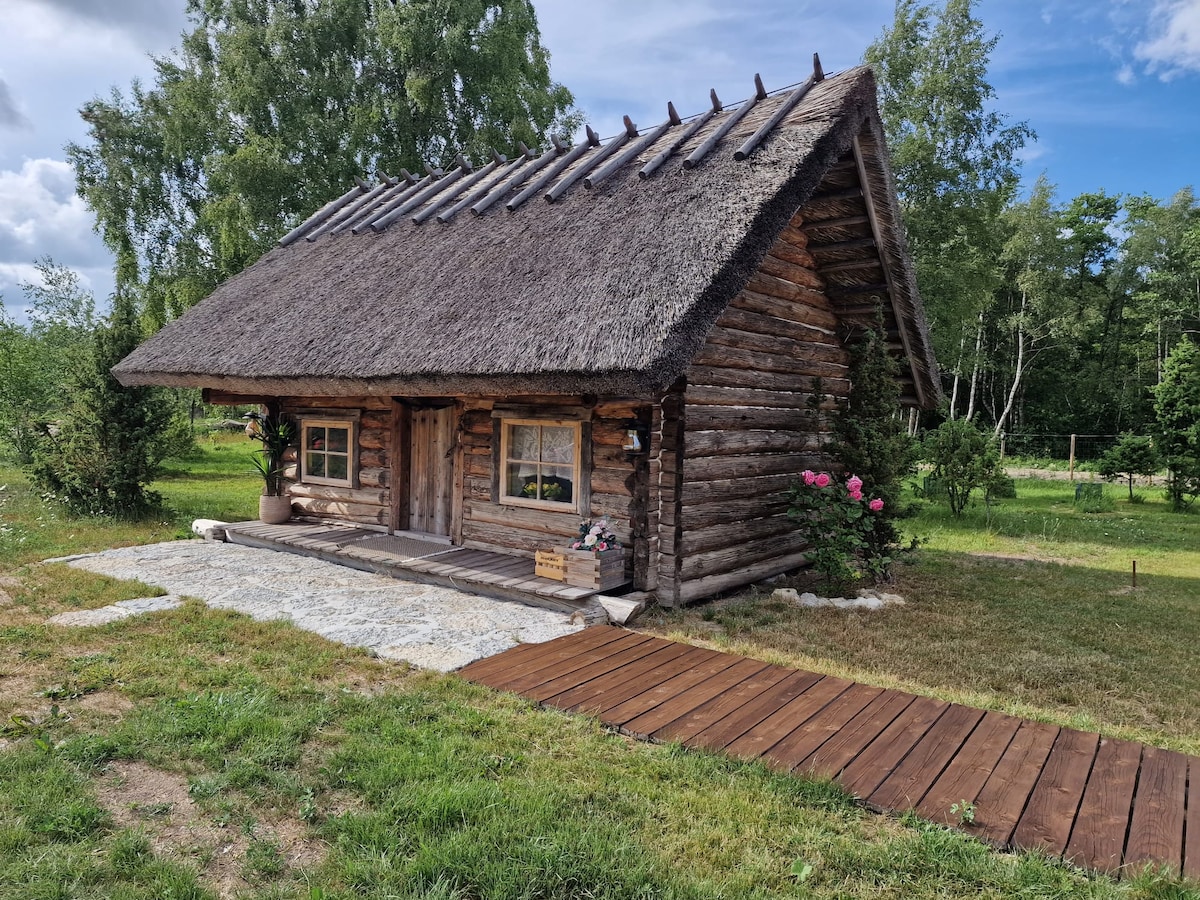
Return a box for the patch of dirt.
[75,690,135,717]
[97,760,327,900]
[0,673,45,719]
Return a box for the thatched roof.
[114,59,938,405]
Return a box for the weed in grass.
[949,799,977,826]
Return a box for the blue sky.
[1,0,1197,321]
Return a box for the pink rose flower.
[849,489,863,501]
[869,498,884,512]
[597,542,608,551]
[814,473,831,488]
[802,470,816,485]
[846,475,863,493]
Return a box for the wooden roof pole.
[683,74,768,170]
[471,138,566,216]
[278,183,365,247]
[545,116,639,202]
[506,126,602,211]
[587,103,681,190]
[438,148,532,223]
[640,91,720,179]
[413,152,506,224]
[734,54,825,161]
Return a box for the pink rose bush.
[788,471,888,589]
[570,517,621,552]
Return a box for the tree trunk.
[994,290,1028,439]
[965,310,985,421]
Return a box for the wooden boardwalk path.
[460,628,1200,880]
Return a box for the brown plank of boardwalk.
[461,629,1198,881]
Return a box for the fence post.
[1069,434,1077,481]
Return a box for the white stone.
[61,540,584,672]
[191,519,229,541]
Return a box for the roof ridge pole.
[586,105,680,190]
[413,154,506,224]
[347,173,436,234]
[734,55,825,161]
[305,180,395,241]
[683,74,767,170]
[506,126,602,211]
[640,91,721,179]
[545,116,638,202]
[471,140,561,216]
[368,163,466,231]
[278,183,364,246]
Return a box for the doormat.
[351,534,460,560]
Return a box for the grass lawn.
[1,441,1197,898]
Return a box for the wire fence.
[999,433,1120,464]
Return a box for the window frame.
[498,417,582,513]
[299,417,357,488]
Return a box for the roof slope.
[114,63,937,401]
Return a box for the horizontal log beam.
[714,305,837,346]
[680,530,810,581]
[683,428,825,457]
[684,404,822,432]
[675,550,811,605]
[685,383,835,410]
[759,254,825,291]
[685,364,849,396]
[289,483,388,505]
[730,288,839,331]
[817,257,883,275]
[746,272,835,310]
[802,214,870,231]
[691,344,850,380]
[684,451,817,482]
[808,236,877,254]
[703,324,849,364]
[766,240,816,269]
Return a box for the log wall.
[459,398,653,589]
[279,396,392,529]
[670,214,850,606]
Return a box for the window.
[500,419,580,510]
[301,418,355,487]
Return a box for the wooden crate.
[534,549,567,581]
[563,547,629,591]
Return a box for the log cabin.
[113,57,939,608]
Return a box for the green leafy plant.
[245,411,296,497]
[1098,433,1161,501]
[788,471,886,590]
[922,419,1007,516]
[1153,339,1200,511]
[950,799,976,826]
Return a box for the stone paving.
[54,540,584,671]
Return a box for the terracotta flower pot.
[259,493,292,525]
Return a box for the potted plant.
[245,410,296,524]
[562,518,628,590]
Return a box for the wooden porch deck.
[222,521,605,616]
[460,628,1200,881]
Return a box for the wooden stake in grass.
[1132,559,1137,589]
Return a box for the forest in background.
[1,0,1198,464]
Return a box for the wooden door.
[408,407,454,536]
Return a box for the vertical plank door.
[409,407,455,536]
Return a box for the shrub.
[825,324,920,577]
[1097,433,1161,501]
[788,471,887,590]
[922,419,1006,516]
[27,295,175,517]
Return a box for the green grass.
[644,477,1200,755]
[2,446,1198,897]
[0,430,260,568]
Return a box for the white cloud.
[0,158,97,258]
[1116,62,1136,83]
[1135,0,1200,78]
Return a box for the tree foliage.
[827,324,920,575]
[864,0,1032,381]
[1098,434,1161,501]
[0,261,97,463]
[1153,338,1200,511]
[68,0,579,330]
[28,295,177,518]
